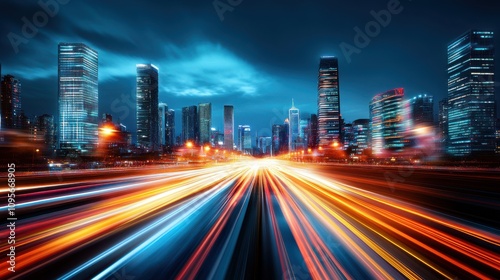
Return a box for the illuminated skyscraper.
[237,125,252,154]
[447,30,496,156]
[370,88,405,156]
[307,114,318,149]
[136,64,159,151]
[317,56,341,146]
[182,106,197,144]
[224,105,234,150]
[198,103,212,145]
[1,75,22,130]
[288,99,300,151]
[58,43,98,153]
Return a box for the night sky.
[1,0,499,140]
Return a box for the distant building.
[410,94,434,126]
[33,114,56,154]
[198,103,212,145]
[288,100,300,151]
[258,136,272,155]
[307,114,318,149]
[271,124,282,156]
[158,103,168,146]
[438,98,449,148]
[166,109,175,148]
[352,119,370,155]
[342,123,354,151]
[317,56,341,146]
[1,75,22,130]
[136,63,159,151]
[182,106,198,144]
[447,30,496,156]
[224,105,234,150]
[98,114,131,155]
[237,125,252,154]
[370,88,405,156]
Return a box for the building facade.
[288,100,300,151]
[224,105,234,150]
[370,88,405,156]
[447,30,496,156]
[58,43,98,153]
[317,56,342,147]
[182,106,198,144]
[198,103,212,145]
[136,64,159,151]
[0,75,22,130]
[410,94,434,126]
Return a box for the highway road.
[1,160,499,279]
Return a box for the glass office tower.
[198,103,212,145]
[136,64,159,151]
[317,56,341,147]
[447,30,496,156]
[58,43,98,153]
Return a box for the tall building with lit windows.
[136,64,159,151]
[224,105,234,150]
[1,75,22,130]
[237,125,252,154]
[370,88,405,156]
[317,56,341,146]
[288,99,300,151]
[58,43,98,153]
[198,103,212,145]
[182,106,197,144]
[447,30,496,156]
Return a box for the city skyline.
[1,0,499,137]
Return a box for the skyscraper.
[370,88,405,156]
[237,125,252,154]
[224,105,234,150]
[447,30,496,156]
[288,99,300,151]
[410,94,434,126]
[166,109,175,148]
[1,75,22,130]
[182,106,198,144]
[58,43,98,153]
[198,103,212,145]
[317,56,342,147]
[136,64,159,151]
[158,103,168,147]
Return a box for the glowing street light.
[186,141,194,148]
[204,146,211,152]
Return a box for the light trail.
[1,159,498,279]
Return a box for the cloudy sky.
[1,0,499,139]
